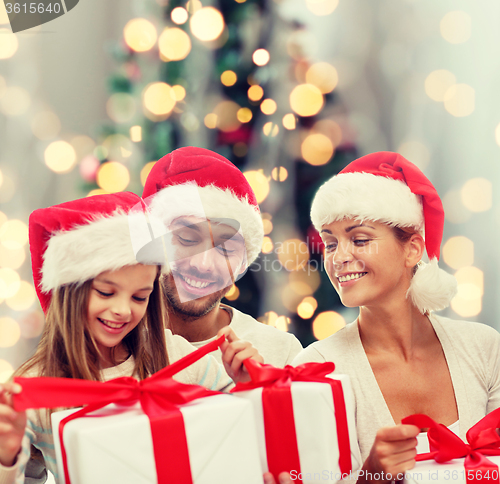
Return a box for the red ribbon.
[231,360,352,482]
[403,409,500,483]
[14,335,225,484]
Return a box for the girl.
[0,192,260,484]
[293,152,500,483]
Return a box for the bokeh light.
[301,133,334,165]
[44,141,77,173]
[290,84,324,117]
[277,239,309,271]
[312,311,345,340]
[455,266,484,296]
[248,85,264,102]
[123,18,157,52]
[130,125,142,142]
[79,155,100,183]
[442,236,474,270]
[0,220,28,250]
[172,85,186,101]
[0,360,14,383]
[306,0,339,16]
[312,119,342,147]
[440,11,471,44]
[237,107,252,123]
[190,7,225,41]
[424,70,456,102]
[0,2,9,25]
[0,268,21,299]
[0,317,21,348]
[252,49,270,66]
[297,296,318,319]
[282,113,296,130]
[0,86,30,116]
[262,219,273,235]
[140,161,156,186]
[0,245,25,269]
[271,166,288,182]
[19,310,45,339]
[461,178,492,212]
[143,82,176,118]
[106,93,136,123]
[31,111,61,140]
[275,316,290,332]
[451,266,484,318]
[261,99,277,115]
[263,122,279,137]
[397,141,430,171]
[443,84,475,117]
[97,162,130,193]
[71,135,96,160]
[87,189,107,197]
[171,7,188,24]
[213,100,241,132]
[221,70,237,87]
[204,113,217,129]
[0,29,18,59]
[243,170,270,204]
[289,266,321,295]
[158,27,192,61]
[305,63,338,94]
[262,236,274,254]
[6,281,36,311]
[102,134,133,160]
[224,284,240,301]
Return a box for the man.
[142,146,302,367]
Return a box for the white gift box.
[403,456,500,484]
[52,394,263,484]
[233,374,362,484]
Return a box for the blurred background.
[0,0,498,381]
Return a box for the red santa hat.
[310,151,457,313]
[29,192,163,313]
[142,146,264,266]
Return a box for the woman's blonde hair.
[18,266,168,381]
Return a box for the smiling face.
[161,216,247,318]
[87,264,157,365]
[320,218,414,309]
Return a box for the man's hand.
[217,326,263,383]
[263,472,293,484]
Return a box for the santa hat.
[142,146,264,266]
[310,151,457,313]
[29,192,164,313]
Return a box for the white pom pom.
[407,258,458,314]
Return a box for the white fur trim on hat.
[310,172,424,231]
[41,211,150,292]
[407,259,457,313]
[147,182,264,266]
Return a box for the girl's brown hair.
[18,266,168,381]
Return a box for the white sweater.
[189,305,303,368]
[292,315,500,462]
[0,330,232,484]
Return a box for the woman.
[293,152,500,482]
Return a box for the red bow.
[403,409,500,482]
[232,360,352,482]
[14,335,225,484]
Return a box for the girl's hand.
[217,326,264,383]
[263,472,293,484]
[360,424,419,483]
[0,382,26,467]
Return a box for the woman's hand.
[0,382,26,467]
[360,424,420,483]
[263,472,293,484]
[217,326,264,383]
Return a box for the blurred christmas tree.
[80,0,358,345]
